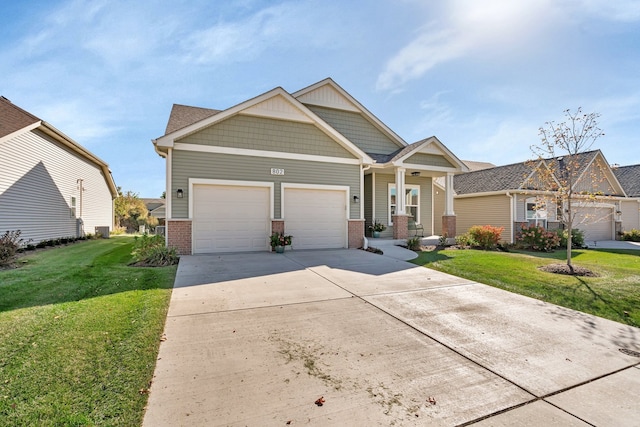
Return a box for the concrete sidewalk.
[143,249,640,426]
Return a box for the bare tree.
[530,108,605,272]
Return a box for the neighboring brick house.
[153,78,468,254]
[0,96,117,243]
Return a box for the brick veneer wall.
[167,219,192,255]
[348,219,365,248]
[442,215,456,239]
[392,214,409,239]
[271,220,285,235]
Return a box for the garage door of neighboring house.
[192,184,270,253]
[574,206,614,242]
[283,188,347,250]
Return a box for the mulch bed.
[538,264,598,277]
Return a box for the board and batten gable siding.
[0,129,113,243]
[178,115,355,159]
[404,153,454,168]
[574,160,618,195]
[171,150,360,220]
[305,105,401,154]
[372,173,433,237]
[455,194,512,242]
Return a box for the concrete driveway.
[143,249,640,426]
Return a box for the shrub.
[406,236,421,251]
[517,224,560,252]
[556,228,585,248]
[468,225,504,250]
[132,234,179,266]
[0,230,23,265]
[455,233,476,248]
[622,229,640,242]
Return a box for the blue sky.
[2,0,639,197]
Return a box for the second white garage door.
[192,184,270,253]
[574,206,613,242]
[284,188,347,250]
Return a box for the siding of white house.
[620,199,640,232]
[0,129,113,243]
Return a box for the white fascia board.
[293,78,408,148]
[0,121,40,146]
[174,142,362,165]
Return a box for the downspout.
[153,140,170,245]
[506,192,514,243]
[361,164,371,249]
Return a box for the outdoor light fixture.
[411,171,421,176]
[176,189,184,198]
[353,195,360,203]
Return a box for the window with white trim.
[526,197,547,227]
[389,184,420,225]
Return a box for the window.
[526,197,547,227]
[389,184,420,225]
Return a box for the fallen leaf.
[315,396,325,406]
[286,421,292,425]
[139,388,150,395]
[427,396,436,405]
[160,334,167,342]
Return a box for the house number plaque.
[270,168,285,175]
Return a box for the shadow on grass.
[0,238,176,313]
[411,248,453,265]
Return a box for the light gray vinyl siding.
[0,129,114,243]
[404,153,454,168]
[371,173,433,237]
[455,195,511,242]
[171,150,360,219]
[179,114,355,159]
[305,105,402,154]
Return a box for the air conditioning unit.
[95,226,110,238]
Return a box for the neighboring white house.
[0,96,117,243]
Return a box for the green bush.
[0,230,23,265]
[455,233,476,248]
[132,234,179,266]
[622,229,640,242]
[468,225,504,250]
[556,228,585,248]
[517,224,560,252]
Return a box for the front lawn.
[0,236,176,426]
[411,248,640,327]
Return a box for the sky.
[2,0,640,198]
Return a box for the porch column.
[393,167,409,239]
[442,172,456,238]
[395,167,406,214]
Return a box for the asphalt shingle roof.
[165,104,220,135]
[454,150,601,195]
[0,96,40,138]
[614,164,640,197]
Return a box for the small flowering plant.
[270,232,292,248]
[368,220,386,232]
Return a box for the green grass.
[411,248,640,327]
[0,237,176,426]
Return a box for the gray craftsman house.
[0,96,117,243]
[153,78,468,254]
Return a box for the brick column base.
[167,219,192,255]
[271,220,285,235]
[348,219,365,249]
[442,215,456,239]
[393,214,409,239]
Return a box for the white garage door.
[284,188,347,250]
[574,207,613,242]
[192,184,270,253]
